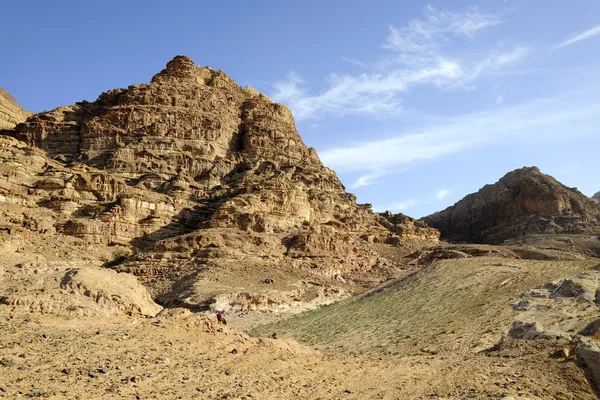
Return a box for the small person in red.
[216,313,227,325]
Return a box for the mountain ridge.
[423,166,600,244]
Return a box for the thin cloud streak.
[555,24,600,49]
[382,5,503,54]
[271,6,526,120]
[374,199,417,213]
[319,93,600,175]
[351,169,386,189]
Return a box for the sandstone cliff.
[0,88,31,130]
[423,167,600,244]
[3,56,439,312]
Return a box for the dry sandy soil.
[0,308,596,400]
[1,223,599,399]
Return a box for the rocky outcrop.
[377,212,440,241]
[593,192,600,203]
[507,269,600,345]
[0,88,31,130]
[508,269,600,392]
[423,167,600,243]
[508,320,572,341]
[575,337,600,393]
[0,252,162,318]
[3,56,439,311]
[0,135,186,246]
[0,267,162,317]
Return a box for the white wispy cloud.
[374,199,417,213]
[271,5,526,120]
[351,169,385,189]
[382,5,503,55]
[469,47,529,80]
[435,189,451,200]
[555,24,600,49]
[319,90,600,176]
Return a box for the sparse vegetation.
[101,249,132,268]
[112,249,130,263]
[250,257,599,356]
[79,204,107,219]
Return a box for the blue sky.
[2,0,599,217]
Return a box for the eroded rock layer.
[423,167,600,244]
[3,56,439,311]
[0,88,31,130]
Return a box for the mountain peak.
[150,55,234,89]
[423,167,600,243]
[5,56,440,313]
[153,55,203,80]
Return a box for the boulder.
[575,337,600,392]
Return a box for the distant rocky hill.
[0,88,31,130]
[423,167,600,244]
[593,192,600,202]
[1,56,439,313]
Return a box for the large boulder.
[0,262,162,317]
[575,337,600,392]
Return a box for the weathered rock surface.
[0,246,162,318]
[593,192,600,202]
[0,265,162,317]
[424,167,600,244]
[503,267,600,391]
[377,211,440,241]
[508,320,572,340]
[508,270,600,344]
[0,88,31,130]
[2,55,439,313]
[575,337,600,392]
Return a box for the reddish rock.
[424,167,600,243]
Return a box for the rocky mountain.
[3,58,600,399]
[1,56,439,314]
[0,88,31,130]
[593,192,600,202]
[423,166,600,244]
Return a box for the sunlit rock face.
[5,56,439,310]
[0,88,31,130]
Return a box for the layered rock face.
[4,56,439,311]
[0,88,31,130]
[378,211,440,241]
[0,135,166,316]
[423,167,600,244]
